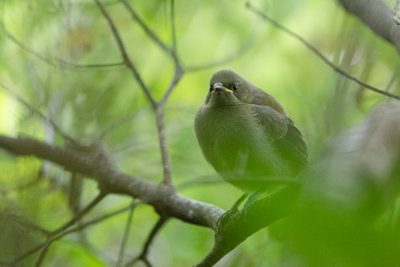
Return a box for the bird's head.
[205,70,251,106]
[204,70,286,115]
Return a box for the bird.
[194,70,307,191]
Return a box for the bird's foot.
[217,193,249,232]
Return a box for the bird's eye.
[209,85,213,92]
[233,84,238,91]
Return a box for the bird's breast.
[195,105,264,172]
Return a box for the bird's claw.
[216,193,248,232]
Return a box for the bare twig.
[12,191,106,264]
[126,216,168,267]
[14,202,138,265]
[155,108,174,187]
[185,34,254,72]
[51,191,107,235]
[170,0,177,52]
[2,23,124,70]
[120,0,181,186]
[120,0,171,55]
[41,202,139,265]
[1,213,51,237]
[65,202,138,234]
[120,0,182,67]
[94,0,157,109]
[0,135,225,228]
[34,242,51,267]
[246,1,400,100]
[0,81,79,144]
[159,65,184,107]
[116,200,137,267]
[97,109,146,140]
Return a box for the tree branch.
[14,202,138,264]
[126,216,168,267]
[120,0,171,55]
[0,81,79,145]
[116,200,137,267]
[11,192,106,264]
[185,34,254,73]
[95,0,178,187]
[195,186,298,267]
[1,23,124,70]
[337,0,400,53]
[0,134,224,229]
[94,0,157,109]
[246,1,400,100]
[0,133,294,266]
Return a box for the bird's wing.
[252,105,308,175]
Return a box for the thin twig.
[2,23,124,70]
[13,192,106,264]
[185,34,254,72]
[170,0,177,52]
[156,69,183,185]
[159,65,184,108]
[120,0,181,67]
[94,0,157,109]
[1,213,51,237]
[52,191,106,235]
[34,242,51,267]
[120,0,171,55]
[385,66,400,91]
[58,61,125,69]
[0,81,78,144]
[156,108,174,187]
[116,200,137,267]
[13,201,138,265]
[95,0,176,187]
[64,202,139,234]
[97,110,144,140]
[246,1,400,100]
[154,0,185,186]
[125,216,168,267]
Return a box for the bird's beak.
[211,83,233,95]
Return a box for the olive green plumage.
[194,70,307,191]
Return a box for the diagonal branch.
[95,0,178,186]
[185,34,254,72]
[0,134,224,229]
[246,1,400,100]
[2,23,124,70]
[94,0,157,109]
[51,192,107,235]
[0,81,78,145]
[337,0,400,52]
[0,134,296,266]
[126,216,168,267]
[120,0,171,55]
[116,199,137,267]
[14,202,138,265]
[12,192,106,264]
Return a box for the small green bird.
[195,70,307,191]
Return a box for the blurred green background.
[0,0,399,266]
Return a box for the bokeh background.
[0,0,399,266]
